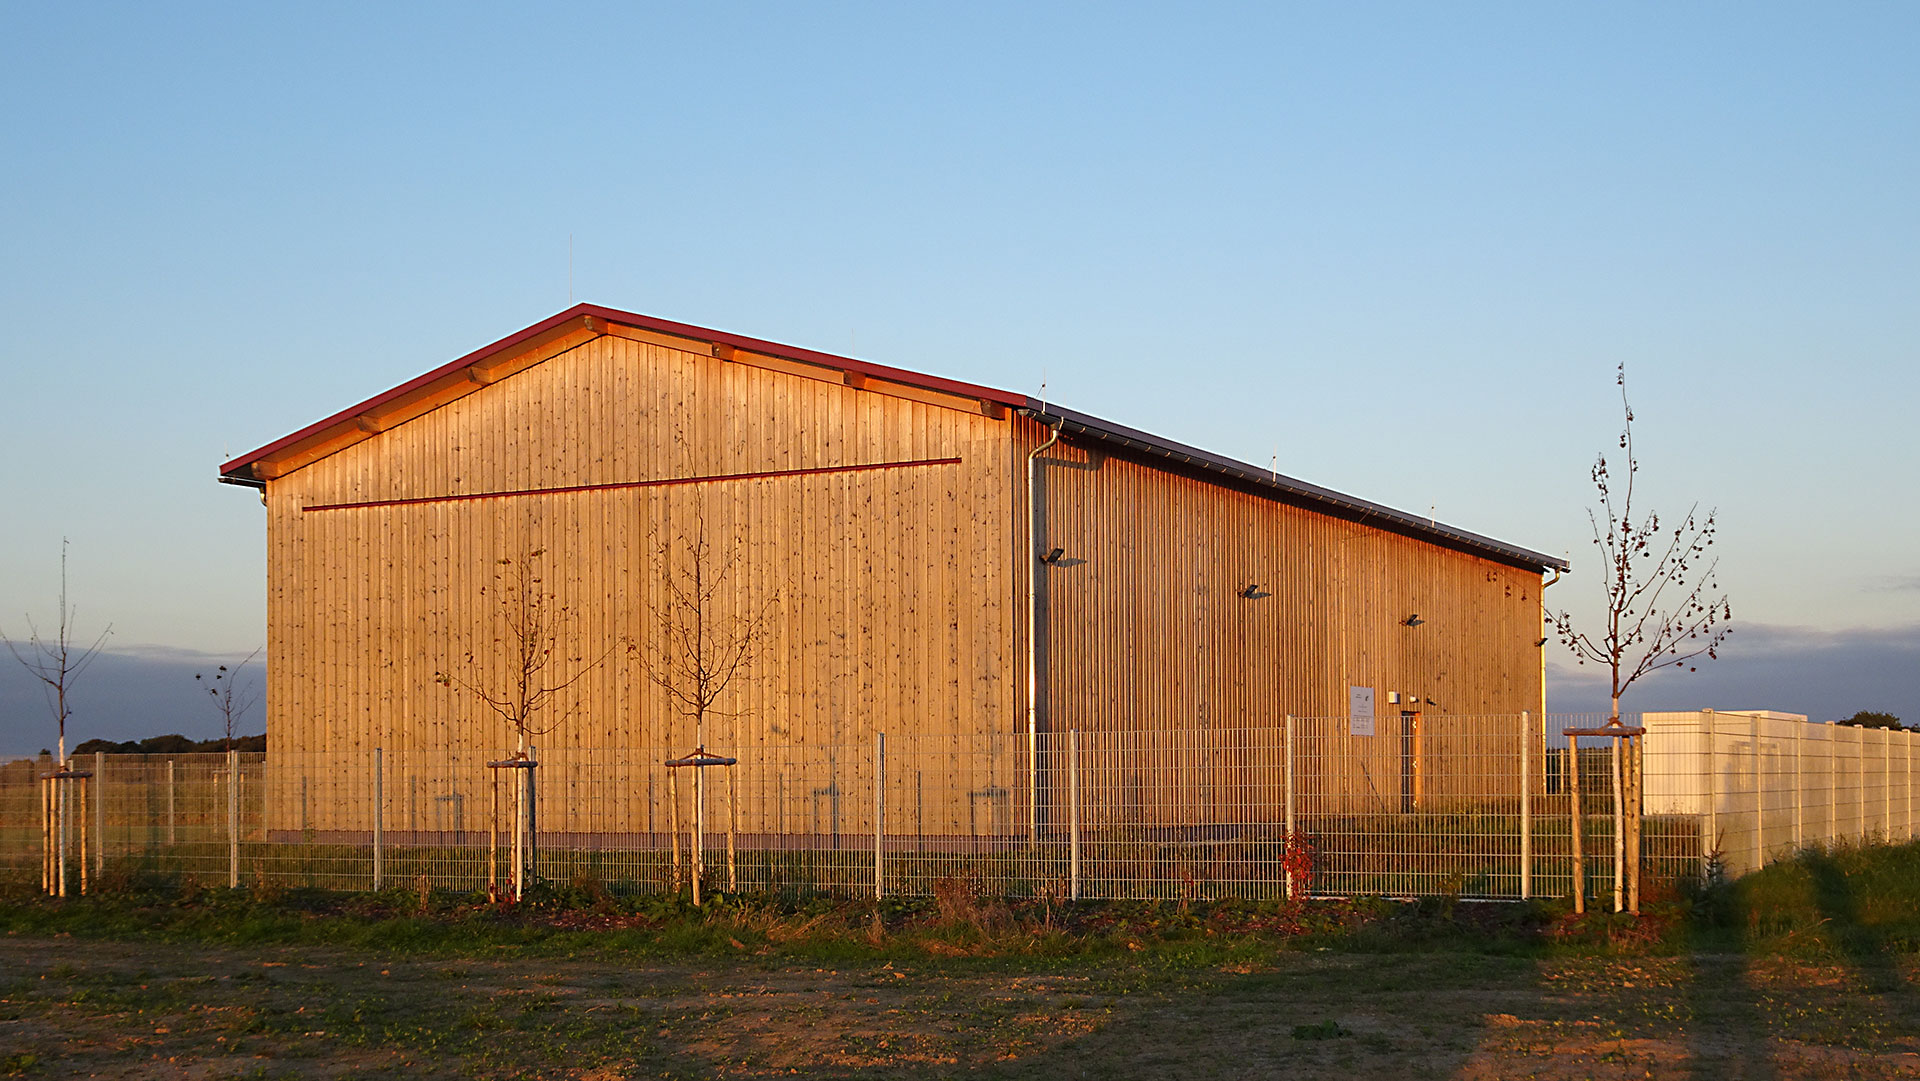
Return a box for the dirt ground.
[4,933,1919,1079]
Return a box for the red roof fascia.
[219,303,1025,478]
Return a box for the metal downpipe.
[1026,419,1062,841]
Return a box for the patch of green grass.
[7,840,1920,975]
[1733,840,1920,928]
[1682,839,1920,965]
[0,879,1580,971]
[1290,1018,1349,1040]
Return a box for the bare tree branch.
[641,511,781,749]
[194,647,262,753]
[2,539,113,762]
[436,548,626,753]
[1550,365,1732,724]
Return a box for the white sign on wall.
[1348,686,1375,737]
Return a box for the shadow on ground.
[975,952,1539,1081]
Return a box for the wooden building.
[220,305,1566,839]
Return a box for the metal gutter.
[1018,403,1569,573]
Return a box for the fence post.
[1908,734,1914,842]
[726,766,739,893]
[510,764,526,910]
[77,775,89,895]
[1068,729,1081,902]
[41,773,51,896]
[1520,712,1532,901]
[667,768,681,891]
[1628,732,1643,915]
[1828,722,1838,846]
[1885,729,1895,840]
[874,732,885,902]
[58,761,68,898]
[1611,734,1625,914]
[227,749,240,889]
[372,747,384,890]
[517,762,529,904]
[166,760,176,846]
[527,744,538,890]
[1750,714,1763,872]
[1794,718,1804,850]
[49,772,59,895]
[93,751,106,877]
[1283,715,1297,901]
[1703,709,1717,876]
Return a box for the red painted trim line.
[222,303,1022,478]
[219,304,1563,571]
[300,456,964,513]
[223,307,601,476]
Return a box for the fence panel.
[6,715,1916,901]
[1075,726,1287,901]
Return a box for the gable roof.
[220,303,1568,573]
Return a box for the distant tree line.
[60,732,267,756]
[1833,711,1906,731]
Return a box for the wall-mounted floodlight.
[1239,583,1261,599]
[1535,637,1549,647]
[1402,614,1425,627]
[1040,547,1065,564]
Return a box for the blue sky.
[2,3,1916,751]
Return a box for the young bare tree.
[194,647,262,753]
[436,547,623,754]
[643,516,780,750]
[1551,364,1732,726]
[3,539,112,764]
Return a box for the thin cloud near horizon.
[5,621,1914,755]
[1546,621,1920,723]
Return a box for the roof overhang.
[218,303,1023,486]
[219,304,1568,574]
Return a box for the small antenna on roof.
[1271,447,1278,484]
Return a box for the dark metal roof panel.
[1020,403,1569,572]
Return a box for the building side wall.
[264,334,1020,836]
[1020,417,1545,822]
[256,336,1548,840]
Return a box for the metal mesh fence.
[3,713,1910,900]
[1642,711,1918,878]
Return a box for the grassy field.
[2,843,1918,1079]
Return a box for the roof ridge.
[220,305,1566,572]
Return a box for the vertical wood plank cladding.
[1021,420,1542,734]
[1014,414,1543,824]
[263,334,1018,834]
[266,329,1543,840]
